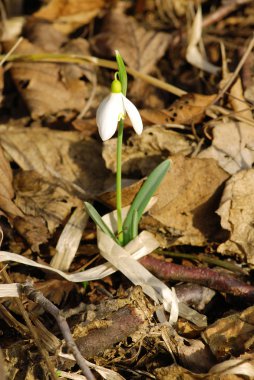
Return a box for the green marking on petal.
[111,79,122,93]
[118,112,125,121]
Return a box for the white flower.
[96,79,143,141]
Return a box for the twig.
[18,282,95,380]
[202,0,252,29]
[140,255,254,301]
[0,268,58,380]
[0,37,23,66]
[210,36,254,106]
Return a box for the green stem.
[116,119,124,244]
[155,249,248,275]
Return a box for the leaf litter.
[0,1,254,379]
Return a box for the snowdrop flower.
[96,78,143,141]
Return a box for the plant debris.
[1,1,254,379]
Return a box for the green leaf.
[131,209,139,240]
[115,50,127,96]
[122,159,170,245]
[84,202,119,244]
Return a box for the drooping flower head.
[96,76,143,141]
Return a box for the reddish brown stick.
[140,255,254,301]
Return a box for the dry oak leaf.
[102,125,196,176]
[14,170,80,238]
[216,169,254,265]
[91,8,169,74]
[0,145,23,218]
[0,126,109,196]
[34,0,107,34]
[146,155,229,246]
[141,93,216,126]
[164,93,216,125]
[199,120,254,175]
[202,305,254,360]
[4,39,88,117]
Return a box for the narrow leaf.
[115,50,127,96]
[123,159,170,244]
[84,202,119,244]
[131,209,139,240]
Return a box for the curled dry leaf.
[0,126,109,195]
[229,77,253,120]
[199,120,254,174]
[186,6,220,74]
[3,39,89,117]
[202,305,254,360]
[145,155,229,246]
[34,0,107,34]
[216,169,254,265]
[0,145,23,218]
[162,93,216,125]
[140,93,216,126]
[91,8,169,74]
[103,126,195,176]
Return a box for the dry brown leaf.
[4,39,89,117]
[34,0,107,34]
[202,305,254,360]
[229,77,253,120]
[103,126,195,176]
[13,214,49,252]
[216,169,254,265]
[99,179,144,209]
[13,170,80,249]
[154,364,241,379]
[199,120,254,174]
[91,8,169,74]
[145,155,229,246]
[163,93,216,125]
[23,18,67,51]
[0,145,23,218]
[0,126,110,195]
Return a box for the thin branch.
[18,282,95,380]
[140,255,254,301]
[0,268,58,380]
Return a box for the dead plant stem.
[0,267,58,380]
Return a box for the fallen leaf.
[103,125,196,176]
[216,169,254,265]
[13,170,80,248]
[161,93,216,125]
[4,39,88,117]
[154,364,241,379]
[91,8,169,74]
[0,126,110,196]
[14,214,49,252]
[145,155,229,246]
[229,77,253,120]
[23,17,67,51]
[202,305,254,359]
[199,120,254,174]
[0,145,23,218]
[34,0,107,34]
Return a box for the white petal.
[122,96,143,135]
[96,93,124,141]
